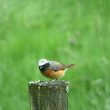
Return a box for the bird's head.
[38,59,48,66]
[38,59,50,72]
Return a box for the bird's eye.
[39,66,43,69]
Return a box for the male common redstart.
[38,59,75,79]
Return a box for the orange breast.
[42,69,65,79]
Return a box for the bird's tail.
[66,64,75,68]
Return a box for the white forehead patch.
[38,59,48,66]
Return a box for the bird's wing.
[49,61,66,71]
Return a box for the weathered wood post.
[28,80,69,110]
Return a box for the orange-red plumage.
[38,59,75,79]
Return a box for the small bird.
[38,59,75,79]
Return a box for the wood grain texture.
[28,80,69,110]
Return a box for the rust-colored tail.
[66,64,75,68]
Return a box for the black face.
[39,62,50,72]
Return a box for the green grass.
[0,0,110,110]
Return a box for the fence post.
[28,80,69,110]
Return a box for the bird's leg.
[47,79,53,84]
[51,79,57,82]
[47,79,58,86]
[51,79,59,85]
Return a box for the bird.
[38,59,75,79]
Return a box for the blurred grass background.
[0,0,110,110]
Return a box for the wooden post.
[28,80,69,110]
